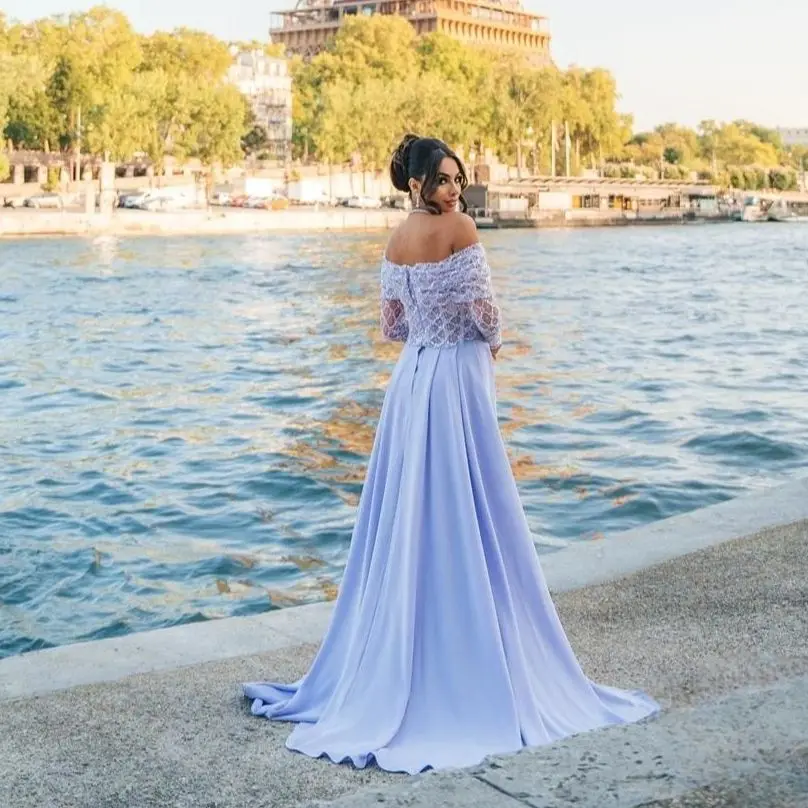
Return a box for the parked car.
[210,192,231,206]
[117,191,143,208]
[139,195,189,212]
[120,191,153,209]
[2,196,25,208]
[269,196,290,211]
[288,188,337,206]
[243,195,269,209]
[239,194,290,210]
[24,193,63,209]
[383,195,409,210]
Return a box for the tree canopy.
[287,17,802,190]
[291,20,627,176]
[1,7,803,191]
[0,6,249,168]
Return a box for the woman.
[244,134,659,774]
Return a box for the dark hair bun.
[390,133,419,192]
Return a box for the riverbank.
[0,207,409,238]
[0,206,759,237]
[487,208,732,229]
[1,477,806,807]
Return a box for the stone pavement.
[321,674,808,808]
[1,516,806,808]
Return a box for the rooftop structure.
[270,0,551,65]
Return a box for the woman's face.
[428,157,463,214]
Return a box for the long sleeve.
[460,245,502,349]
[381,298,409,342]
[470,297,501,350]
[380,263,408,343]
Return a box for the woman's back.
[384,211,476,267]
[381,214,501,351]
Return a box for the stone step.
[313,675,808,808]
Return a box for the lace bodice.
[380,243,501,349]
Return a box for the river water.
[2,223,807,658]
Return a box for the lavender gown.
[243,243,659,774]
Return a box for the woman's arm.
[381,298,409,342]
[452,215,501,357]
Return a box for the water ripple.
[1,225,808,656]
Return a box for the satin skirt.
[244,340,659,774]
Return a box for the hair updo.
[390,133,469,214]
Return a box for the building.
[777,127,808,148]
[464,176,722,226]
[270,0,551,65]
[227,48,293,160]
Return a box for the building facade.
[271,0,551,65]
[227,48,293,160]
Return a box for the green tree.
[710,122,779,167]
[229,40,286,59]
[489,58,543,172]
[414,33,493,154]
[10,3,799,187]
[45,8,142,157]
[316,15,418,85]
[293,15,418,167]
[138,29,249,170]
[127,69,185,171]
[311,79,358,165]
[289,57,324,161]
[179,84,250,168]
[556,68,592,171]
[627,131,664,173]
[1,10,252,169]
[350,78,406,170]
[655,123,700,165]
[768,168,795,191]
[520,67,564,174]
[140,28,232,82]
[242,120,270,157]
[578,68,623,166]
[83,81,147,160]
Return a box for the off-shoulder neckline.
[382,241,483,270]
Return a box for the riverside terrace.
[1,478,807,807]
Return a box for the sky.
[6,0,808,132]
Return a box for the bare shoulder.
[383,221,408,258]
[384,213,479,265]
[447,212,479,252]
